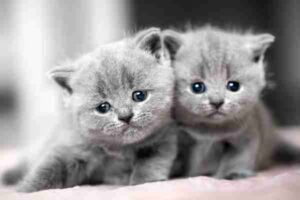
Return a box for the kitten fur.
[164,26,300,179]
[2,27,179,192]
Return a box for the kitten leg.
[130,133,177,185]
[215,133,259,180]
[188,141,223,177]
[17,148,87,192]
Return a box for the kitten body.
[164,26,299,179]
[2,28,179,192]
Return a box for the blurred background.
[0,0,299,148]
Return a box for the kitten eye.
[96,102,111,113]
[227,81,240,92]
[132,91,148,102]
[191,82,206,94]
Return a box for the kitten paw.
[16,180,50,193]
[2,168,23,185]
[16,184,37,193]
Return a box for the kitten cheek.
[178,96,196,111]
[191,100,210,113]
[133,112,153,127]
[87,121,123,137]
[227,102,250,117]
[222,104,237,115]
[88,128,103,136]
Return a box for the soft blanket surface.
[1,127,300,200]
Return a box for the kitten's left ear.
[48,64,74,94]
[246,33,275,62]
[134,27,164,61]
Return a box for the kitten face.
[50,28,175,146]
[165,28,274,125]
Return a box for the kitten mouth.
[206,111,226,119]
[121,124,141,132]
[121,125,131,132]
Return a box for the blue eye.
[96,102,111,113]
[227,81,240,92]
[191,82,206,94]
[132,91,148,102]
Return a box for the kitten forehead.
[71,43,162,98]
[95,58,136,97]
[177,28,253,80]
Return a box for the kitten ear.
[246,33,275,63]
[162,29,183,60]
[134,27,163,60]
[48,65,74,94]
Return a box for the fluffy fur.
[2,27,179,192]
[164,26,299,179]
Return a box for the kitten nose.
[118,113,134,123]
[210,101,224,109]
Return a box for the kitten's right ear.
[162,30,183,60]
[134,27,163,60]
[48,65,74,94]
[246,33,275,62]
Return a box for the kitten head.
[49,28,175,147]
[163,27,274,125]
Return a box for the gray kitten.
[164,26,300,179]
[2,27,178,192]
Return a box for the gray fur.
[3,27,179,192]
[164,26,279,179]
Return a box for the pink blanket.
[1,128,300,200]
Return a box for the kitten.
[163,26,300,179]
[2,27,178,192]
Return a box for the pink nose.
[210,101,224,109]
[118,113,134,123]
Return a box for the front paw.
[16,183,38,193]
[2,168,23,186]
[223,170,255,180]
[16,178,63,193]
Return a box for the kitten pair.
[3,25,299,192]
[164,26,300,179]
[2,28,179,192]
